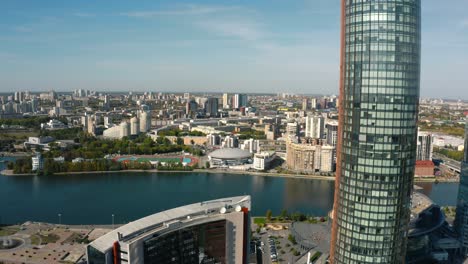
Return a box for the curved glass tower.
[330,1,421,263]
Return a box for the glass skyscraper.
[330,0,421,263]
[455,119,468,255]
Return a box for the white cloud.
[121,4,241,18]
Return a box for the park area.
[114,155,198,167]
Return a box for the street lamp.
[58,213,61,225]
[112,214,115,229]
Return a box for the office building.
[305,114,325,139]
[455,119,468,255]
[204,97,219,117]
[186,99,198,116]
[87,196,251,264]
[330,1,421,263]
[416,129,434,161]
[232,94,248,109]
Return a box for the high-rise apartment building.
[326,121,339,147]
[330,1,421,263]
[302,98,309,111]
[222,93,230,109]
[455,119,468,255]
[416,129,433,161]
[305,114,325,139]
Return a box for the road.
[433,153,462,173]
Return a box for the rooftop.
[88,195,251,253]
[208,148,252,159]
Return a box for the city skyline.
[1,0,467,99]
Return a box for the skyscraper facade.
[305,114,325,139]
[416,129,433,161]
[330,1,421,263]
[455,119,468,255]
[232,94,248,109]
[204,97,219,117]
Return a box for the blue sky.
[0,0,467,99]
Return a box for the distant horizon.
[0,90,466,102]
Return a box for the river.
[0,167,459,225]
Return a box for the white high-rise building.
[310,98,317,109]
[130,117,140,135]
[241,139,260,154]
[326,121,339,147]
[139,111,151,133]
[416,130,434,161]
[305,114,324,139]
[286,122,299,138]
[223,93,230,109]
[120,121,130,138]
[223,135,239,148]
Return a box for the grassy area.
[310,252,322,262]
[0,226,20,236]
[435,148,464,161]
[420,124,465,137]
[31,233,60,245]
[30,235,41,245]
[253,217,266,225]
[0,131,39,140]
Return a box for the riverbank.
[0,168,459,183]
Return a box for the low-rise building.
[415,160,435,177]
[31,153,43,171]
[253,151,276,171]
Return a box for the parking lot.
[252,220,331,263]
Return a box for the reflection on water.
[283,178,335,216]
[0,171,459,225]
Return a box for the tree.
[280,209,289,220]
[266,209,272,221]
